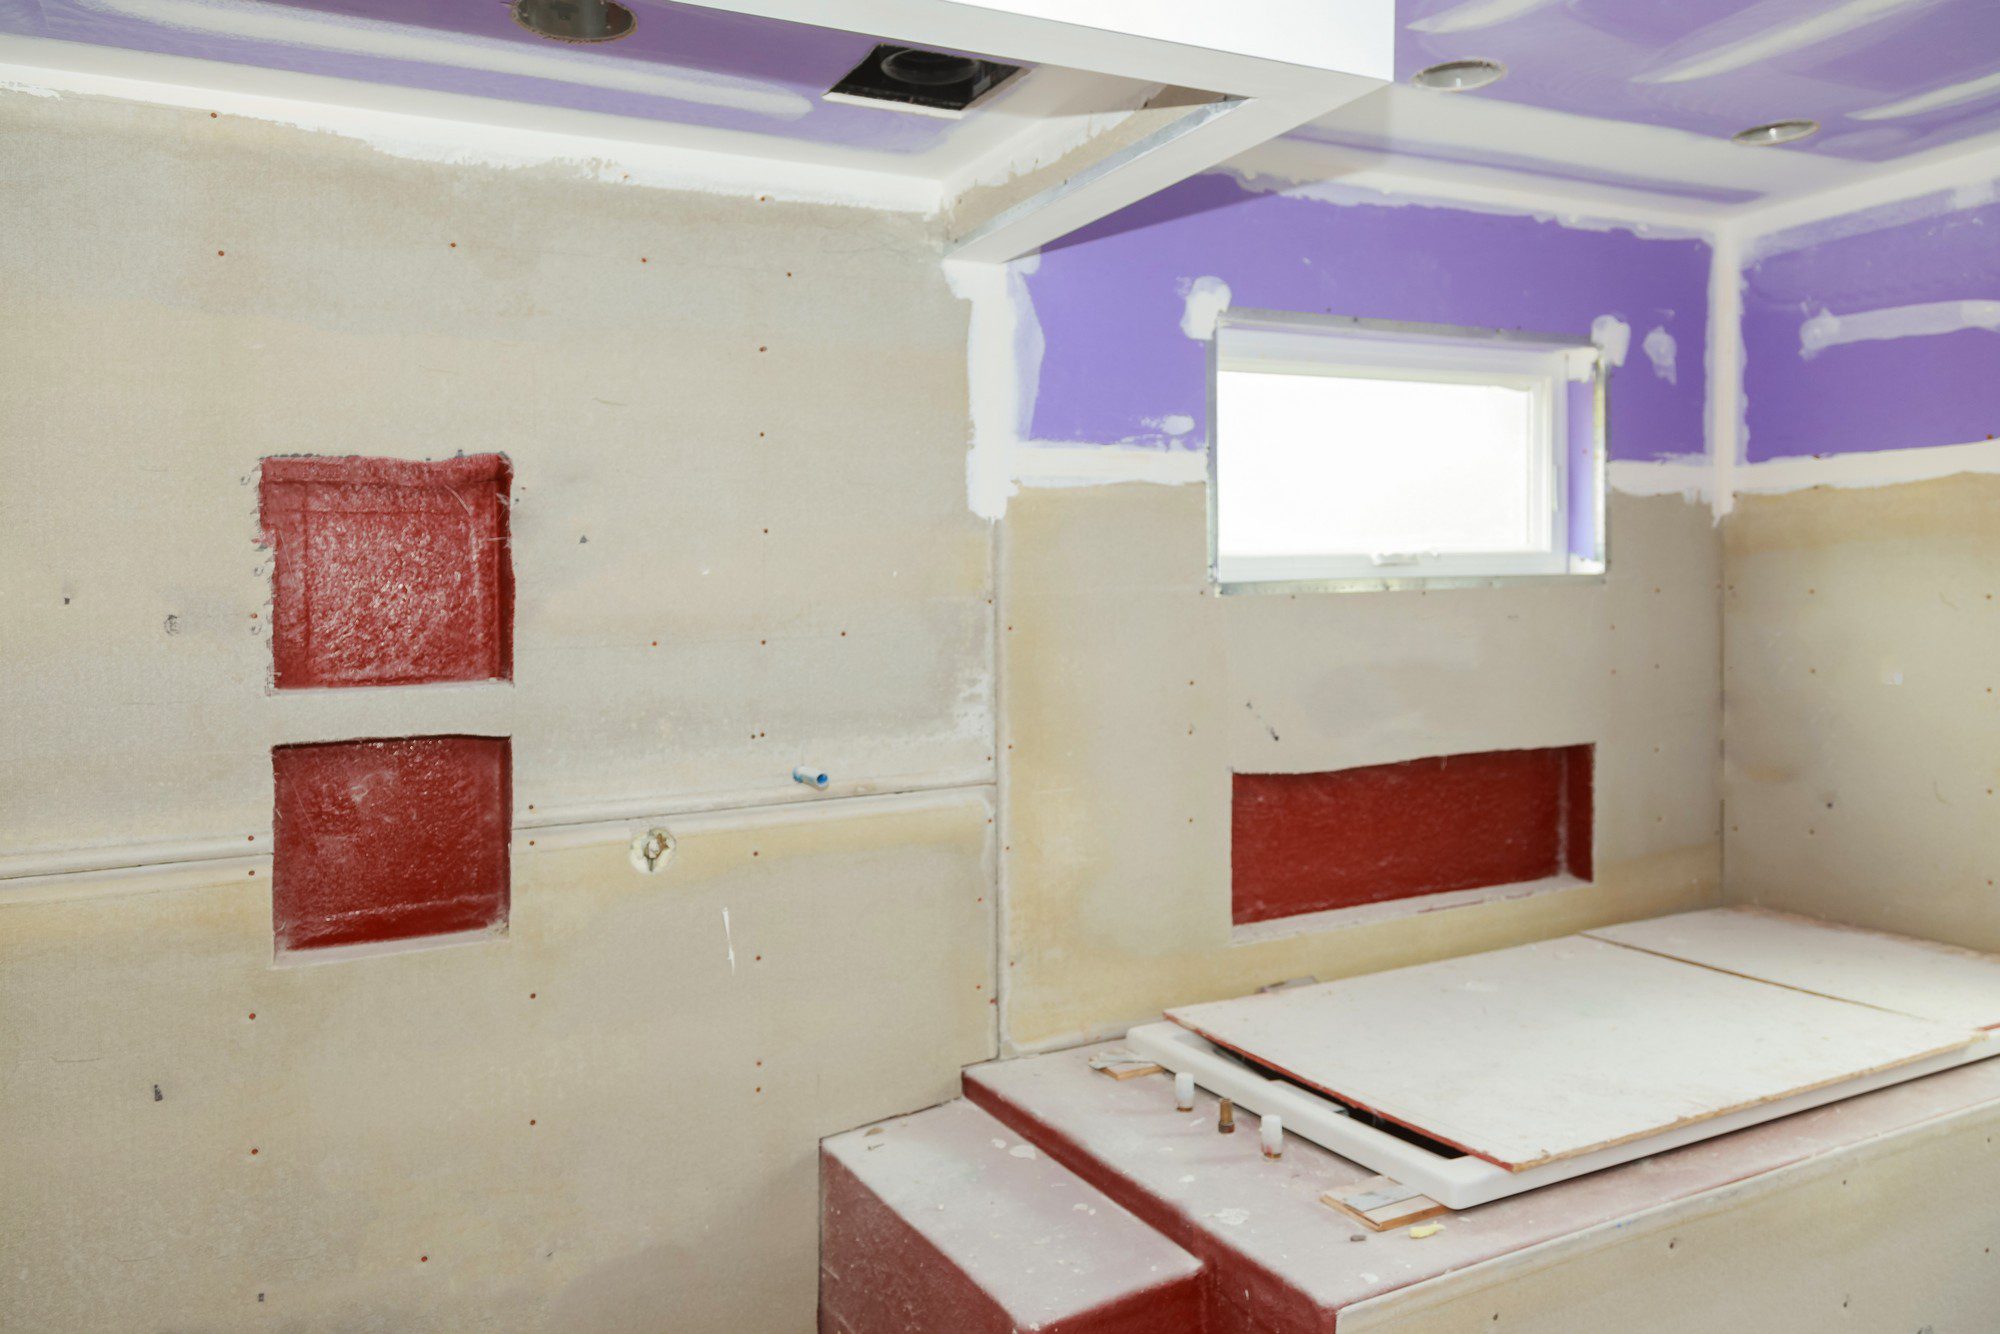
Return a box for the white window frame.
[1208,310,1607,594]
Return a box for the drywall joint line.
[1706,225,1745,520]
[0,770,998,883]
[992,507,1014,1055]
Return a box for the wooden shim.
[1323,1175,1450,1231]
[1086,1050,1166,1080]
[1101,1062,1166,1081]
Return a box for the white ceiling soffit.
[680,0,1396,261]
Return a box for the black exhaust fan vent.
[828,43,1022,114]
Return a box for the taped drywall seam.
[1800,300,2000,356]
[1636,0,1934,85]
[1706,226,1746,519]
[1407,0,1563,36]
[1853,70,2000,122]
[991,507,1015,1055]
[1607,459,1710,503]
[948,256,1035,520]
[71,0,814,117]
[1731,440,2000,498]
[0,39,940,214]
[0,770,997,887]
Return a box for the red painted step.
[820,1099,1204,1333]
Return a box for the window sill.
[1214,570,1607,596]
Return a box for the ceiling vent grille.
[826,44,1022,117]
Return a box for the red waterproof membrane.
[260,454,513,688]
[272,735,511,952]
[1232,744,1594,925]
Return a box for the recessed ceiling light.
[1412,59,1506,93]
[513,0,635,43]
[1732,118,1819,147]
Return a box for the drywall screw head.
[628,828,676,873]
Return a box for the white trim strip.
[0,36,941,213]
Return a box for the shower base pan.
[1125,908,2000,1209]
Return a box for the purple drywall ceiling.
[1742,188,2000,461]
[0,0,969,153]
[1019,173,1709,463]
[1399,0,2000,163]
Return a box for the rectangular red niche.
[260,454,512,689]
[272,735,511,953]
[1232,744,1594,926]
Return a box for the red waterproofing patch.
[272,734,510,952]
[1232,744,1594,925]
[260,454,512,688]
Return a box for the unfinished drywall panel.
[1338,1085,2000,1332]
[0,791,996,1332]
[998,484,1721,1051]
[0,88,990,870]
[1724,475,2000,949]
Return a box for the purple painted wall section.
[1399,0,2000,164]
[1743,187,2000,461]
[1020,173,1710,463]
[0,0,966,153]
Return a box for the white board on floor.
[1165,936,1975,1171]
[1586,907,2000,1030]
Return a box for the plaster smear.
[1800,300,2000,357]
[1179,276,1232,340]
[1591,315,1632,367]
[1643,325,1678,383]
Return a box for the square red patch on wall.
[1232,744,1594,926]
[272,735,511,953]
[260,455,513,688]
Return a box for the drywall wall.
[1725,475,2000,948]
[1724,182,2000,947]
[0,87,992,873]
[0,86,997,1332]
[0,792,997,1331]
[991,174,1720,1050]
[1000,484,1721,1050]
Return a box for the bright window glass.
[1210,314,1602,590]
[1215,370,1543,559]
